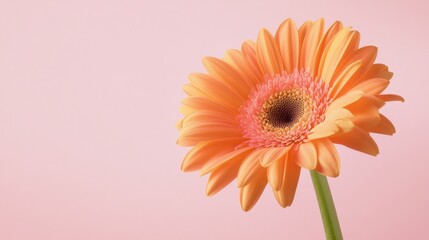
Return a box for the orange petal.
[275,18,299,73]
[333,119,355,133]
[181,110,238,128]
[294,141,317,170]
[176,119,184,130]
[260,145,293,167]
[203,57,251,98]
[361,63,393,81]
[272,156,301,207]
[240,168,267,211]
[350,78,390,95]
[330,127,379,156]
[377,94,405,102]
[179,104,194,115]
[206,159,242,196]
[363,113,396,135]
[313,21,344,75]
[321,21,344,44]
[267,155,286,191]
[200,147,254,175]
[237,149,266,187]
[330,60,362,98]
[299,18,324,73]
[327,90,364,111]
[310,107,355,140]
[318,28,356,85]
[178,124,242,146]
[325,107,354,120]
[330,31,361,79]
[241,40,264,80]
[224,49,261,86]
[336,46,378,97]
[298,20,313,48]
[187,73,243,110]
[314,139,340,177]
[364,94,386,109]
[257,28,284,75]
[346,96,381,129]
[181,96,235,115]
[307,121,340,140]
[183,82,204,96]
[181,138,243,172]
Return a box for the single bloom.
[177,18,403,211]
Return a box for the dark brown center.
[266,95,305,128]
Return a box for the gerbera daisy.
[177,18,403,212]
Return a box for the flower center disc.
[262,91,309,129]
[238,70,331,148]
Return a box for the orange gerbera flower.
[177,18,403,211]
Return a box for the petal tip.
[205,186,216,197]
[240,200,254,212]
[180,163,187,172]
[180,159,195,172]
[201,56,214,66]
[278,203,288,208]
[259,27,271,35]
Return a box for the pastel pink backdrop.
[0,0,427,239]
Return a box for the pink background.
[0,0,427,239]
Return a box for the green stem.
[310,170,343,240]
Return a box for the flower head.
[177,19,403,211]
